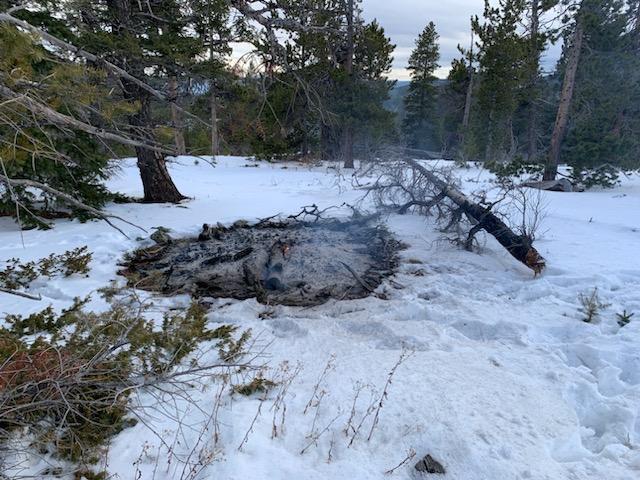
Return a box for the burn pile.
[121,216,402,306]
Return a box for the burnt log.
[264,240,289,291]
[403,158,545,275]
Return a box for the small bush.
[0,246,92,290]
[571,165,620,189]
[0,291,250,474]
[578,288,610,323]
[233,375,277,396]
[487,157,544,182]
[616,310,634,328]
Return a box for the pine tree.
[0,9,132,225]
[440,56,472,155]
[545,0,640,184]
[402,22,440,152]
[64,0,213,203]
[471,0,528,162]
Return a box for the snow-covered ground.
[1,157,639,479]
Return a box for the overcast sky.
[362,0,562,80]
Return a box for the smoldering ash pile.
[121,215,401,306]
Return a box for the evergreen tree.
[561,0,640,185]
[471,0,528,162]
[0,6,133,225]
[440,56,472,155]
[65,0,209,203]
[351,20,397,159]
[402,22,440,152]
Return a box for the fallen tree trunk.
[401,158,546,275]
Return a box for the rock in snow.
[415,454,446,474]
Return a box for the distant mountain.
[384,79,448,119]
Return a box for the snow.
[1,156,639,479]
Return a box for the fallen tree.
[363,157,546,275]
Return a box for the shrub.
[487,156,544,182]
[0,246,92,291]
[571,165,620,189]
[0,291,250,475]
[578,288,610,323]
[616,310,634,328]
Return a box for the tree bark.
[544,12,584,181]
[129,89,185,203]
[210,85,219,157]
[108,0,185,203]
[342,0,355,169]
[527,0,540,161]
[169,77,187,156]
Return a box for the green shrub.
[0,246,92,290]
[616,310,634,328]
[578,288,610,323]
[0,291,249,473]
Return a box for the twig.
[0,286,41,300]
[0,176,147,237]
[367,349,412,442]
[237,400,263,452]
[339,261,374,293]
[384,448,416,475]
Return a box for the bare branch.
[0,176,147,237]
[0,286,42,300]
[0,10,211,130]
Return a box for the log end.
[525,248,546,277]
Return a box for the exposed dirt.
[120,217,402,306]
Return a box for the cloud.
[362,0,561,79]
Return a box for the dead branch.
[339,261,374,293]
[0,286,41,300]
[403,158,546,274]
[0,83,177,156]
[0,10,211,130]
[0,176,147,237]
[366,155,546,275]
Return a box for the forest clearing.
[1,1,639,479]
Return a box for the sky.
[229,0,563,81]
[362,0,562,80]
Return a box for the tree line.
[0,0,638,227]
[404,0,640,187]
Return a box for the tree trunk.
[107,0,184,203]
[458,24,474,154]
[210,86,219,157]
[342,0,355,169]
[169,76,187,156]
[462,73,474,132]
[130,88,185,203]
[209,42,220,158]
[527,0,540,161]
[460,25,474,149]
[543,13,584,181]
